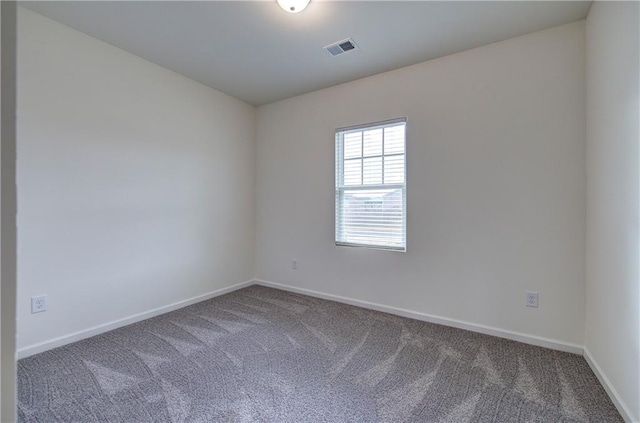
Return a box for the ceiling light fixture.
[276,0,310,14]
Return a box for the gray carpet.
[18,285,622,422]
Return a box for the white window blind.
[335,118,407,251]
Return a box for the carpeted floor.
[18,285,622,422]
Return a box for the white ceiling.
[22,1,591,106]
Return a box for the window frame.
[335,117,407,252]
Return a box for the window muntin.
[335,118,407,251]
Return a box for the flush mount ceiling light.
[276,0,310,13]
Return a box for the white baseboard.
[17,279,255,359]
[254,279,584,355]
[583,347,638,423]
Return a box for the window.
[335,118,407,251]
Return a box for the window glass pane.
[344,132,362,159]
[335,118,406,251]
[384,155,404,184]
[384,125,405,155]
[363,157,382,185]
[339,188,404,248]
[343,158,362,186]
[363,129,382,157]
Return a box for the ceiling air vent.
[323,38,358,57]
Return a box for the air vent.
[323,38,359,57]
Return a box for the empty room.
[0,0,638,422]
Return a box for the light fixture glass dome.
[276,0,311,14]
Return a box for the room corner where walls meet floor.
[16,279,631,422]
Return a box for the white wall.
[16,8,256,351]
[256,22,586,346]
[585,2,640,422]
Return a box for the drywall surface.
[585,2,640,421]
[1,2,18,420]
[256,22,586,345]
[16,8,256,350]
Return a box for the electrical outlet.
[31,295,47,314]
[292,259,298,270]
[525,291,539,308]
